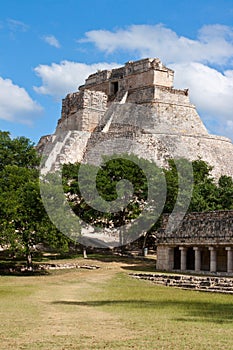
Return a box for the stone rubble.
[38,263,100,270]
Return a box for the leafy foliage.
[62,155,165,231]
[63,156,233,247]
[0,131,39,171]
[0,131,70,267]
[163,158,233,213]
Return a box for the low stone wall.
[38,263,100,270]
[130,273,233,294]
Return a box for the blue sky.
[1,0,233,143]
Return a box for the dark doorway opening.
[112,81,119,94]
[187,247,195,270]
[173,247,181,270]
[217,248,227,272]
[201,248,210,271]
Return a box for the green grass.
[94,273,233,348]
[0,257,233,349]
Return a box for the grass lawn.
[0,256,233,349]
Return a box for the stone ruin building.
[38,58,233,274]
[38,57,233,179]
[156,210,233,275]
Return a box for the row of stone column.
[179,246,233,273]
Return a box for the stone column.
[193,247,201,272]
[167,247,174,271]
[209,247,217,273]
[179,247,187,271]
[225,247,233,273]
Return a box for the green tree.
[164,158,233,213]
[0,131,69,268]
[0,131,39,171]
[187,159,218,212]
[63,156,233,250]
[217,175,233,209]
[63,155,166,246]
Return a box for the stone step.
[130,273,233,294]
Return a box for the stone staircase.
[53,130,88,170]
[40,131,71,174]
[40,130,90,174]
[130,273,233,294]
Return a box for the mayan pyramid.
[38,58,233,179]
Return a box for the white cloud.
[43,35,61,48]
[0,77,42,124]
[170,62,233,137]
[33,60,120,98]
[80,24,233,65]
[7,18,29,32]
[171,62,233,119]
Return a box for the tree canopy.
[0,131,70,267]
[62,155,164,228]
[0,131,39,171]
[164,158,233,213]
[63,155,233,237]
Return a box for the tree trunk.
[26,250,33,270]
[119,209,126,251]
[83,247,87,259]
[142,232,149,256]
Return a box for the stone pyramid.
[38,58,233,179]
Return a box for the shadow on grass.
[121,264,156,272]
[0,268,49,276]
[87,253,156,265]
[52,299,233,324]
[0,261,49,276]
[88,254,139,263]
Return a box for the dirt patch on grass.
[0,258,142,349]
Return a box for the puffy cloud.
[43,35,61,48]
[80,24,233,66]
[0,77,42,124]
[170,62,233,138]
[33,60,120,98]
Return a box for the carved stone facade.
[56,89,107,132]
[37,58,233,179]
